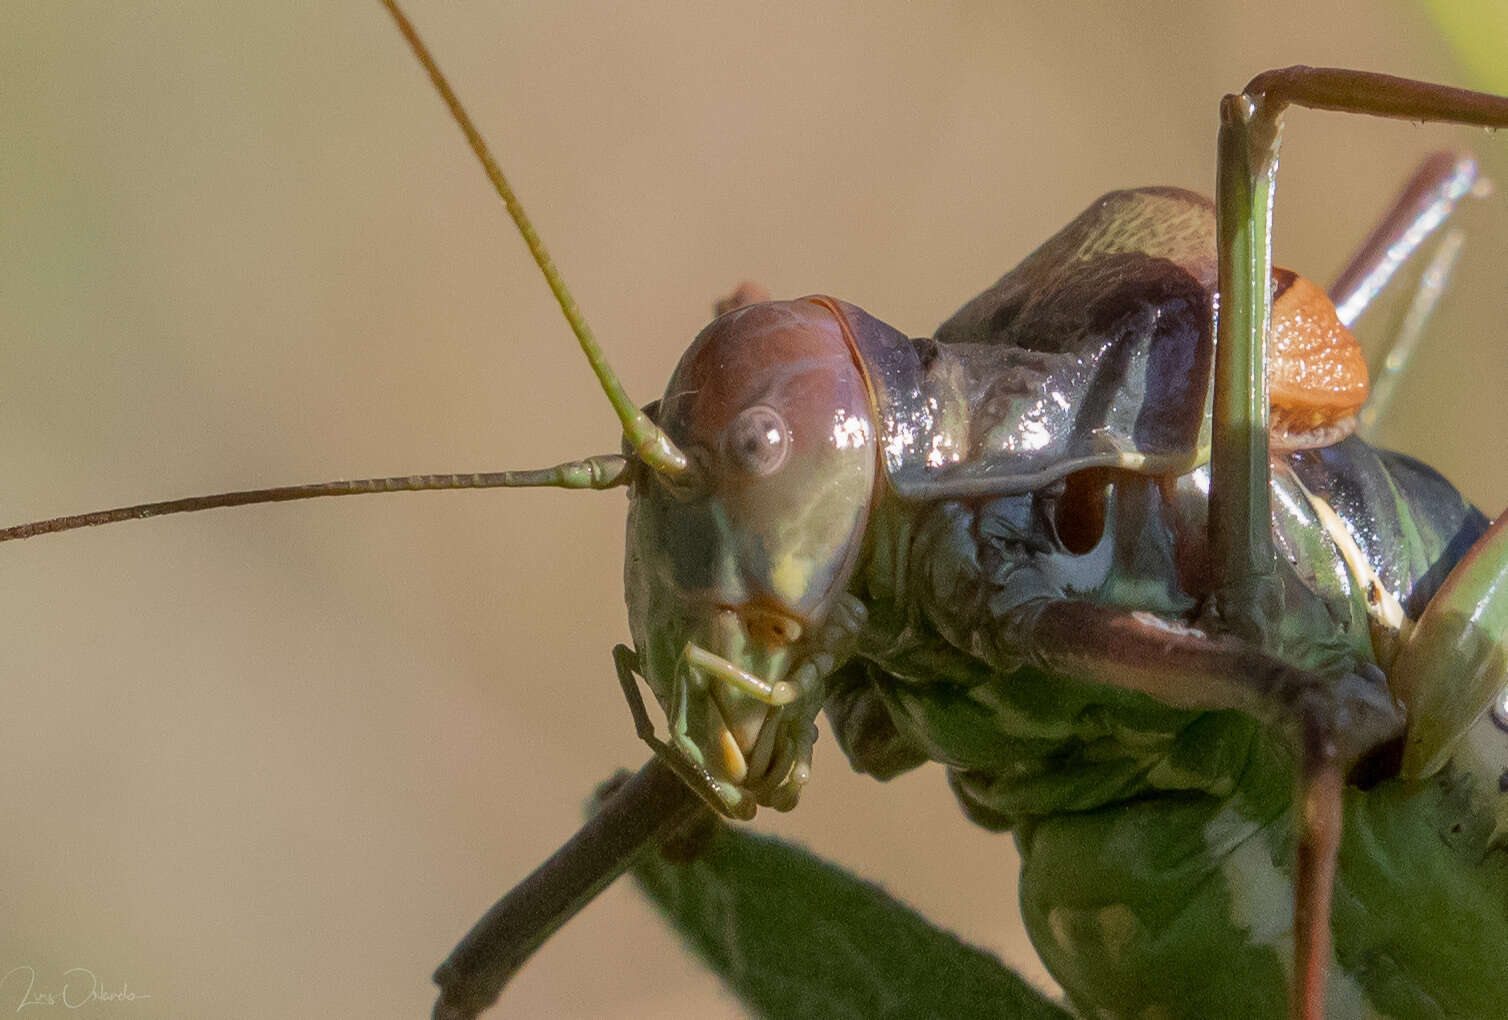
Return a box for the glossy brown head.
[624,298,879,816]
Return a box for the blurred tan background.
[1,3,1504,1018]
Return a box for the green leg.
[1211,90,1282,647]
[1211,67,1508,641]
[1209,67,1508,1020]
[1391,511,1508,779]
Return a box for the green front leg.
[1211,92,1281,645]
[1208,68,1508,1017]
[1210,69,1508,640]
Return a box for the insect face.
[626,299,877,813]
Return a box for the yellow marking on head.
[771,554,813,605]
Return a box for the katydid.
[8,1,1508,1020]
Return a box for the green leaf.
[632,821,1072,1019]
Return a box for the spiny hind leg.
[1211,66,1508,1019]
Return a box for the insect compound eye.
[723,404,790,477]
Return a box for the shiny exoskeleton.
[621,187,1507,1017]
[828,432,1502,1017]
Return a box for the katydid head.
[623,297,879,817]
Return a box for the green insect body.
[620,183,1508,1017]
[830,367,1507,1015]
[838,190,1508,1018]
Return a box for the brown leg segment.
[1022,599,1401,1018]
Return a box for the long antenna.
[1,2,702,545]
[0,458,629,544]
[378,0,687,479]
